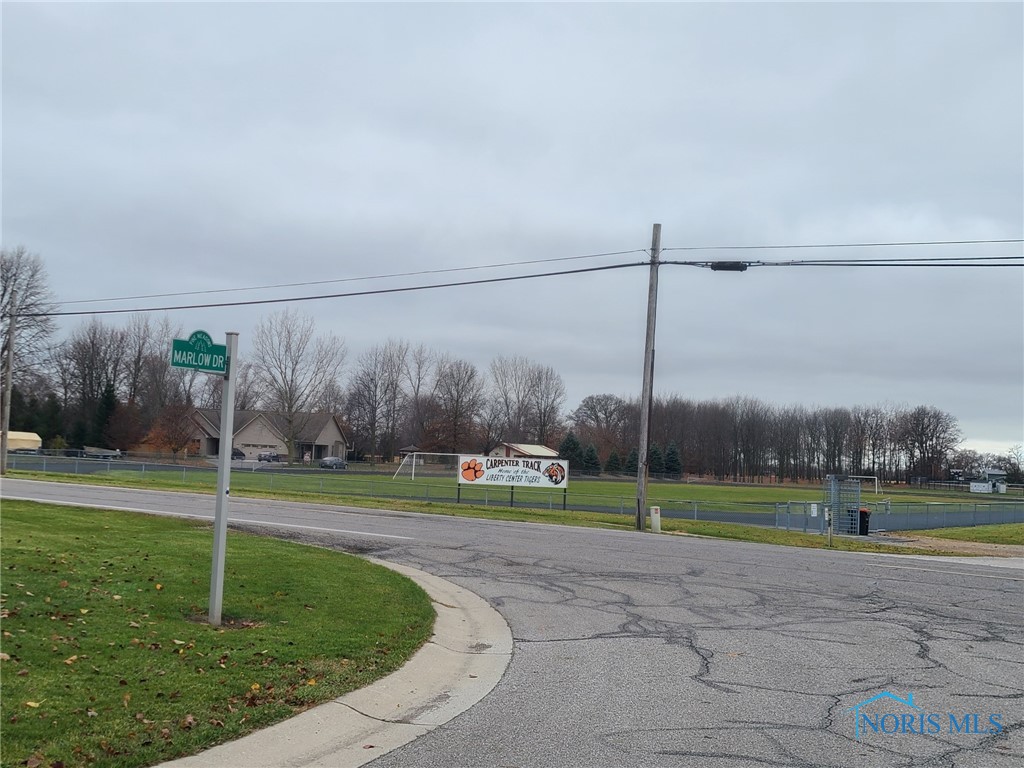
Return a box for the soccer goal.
[392,452,462,481]
[849,475,880,495]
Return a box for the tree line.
[3,247,1020,482]
[566,394,1021,483]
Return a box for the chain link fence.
[8,454,1023,532]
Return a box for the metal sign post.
[170,328,237,626]
[208,332,238,627]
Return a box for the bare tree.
[196,360,265,411]
[528,364,565,446]
[154,398,197,460]
[899,405,962,480]
[122,314,157,405]
[250,309,346,462]
[489,355,537,443]
[430,356,484,452]
[62,319,126,411]
[401,343,435,447]
[346,345,390,460]
[380,339,409,460]
[314,376,346,415]
[570,394,628,457]
[1,247,58,388]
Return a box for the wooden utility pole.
[1,290,16,476]
[636,225,661,531]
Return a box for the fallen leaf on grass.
[79,609,89,614]
[64,655,78,665]
[179,714,196,730]
[87,709,98,717]
[0,652,9,661]
[25,701,43,708]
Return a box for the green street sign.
[171,330,228,374]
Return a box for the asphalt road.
[3,479,1022,768]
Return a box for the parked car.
[232,448,246,460]
[257,451,281,462]
[319,456,347,469]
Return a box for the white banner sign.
[458,455,568,487]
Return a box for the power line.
[666,254,1024,269]
[661,237,1023,253]
[31,261,650,318]
[61,248,649,306]
[29,248,1024,319]
[764,254,1024,265]
[60,237,1022,306]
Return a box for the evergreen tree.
[93,381,118,448]
[37,393,64,444]
[583,444,602,475]
[624,447,639,474]
[604,450,622,474]
[71,420,89,451]
[648,443,665,475]
[665,441,682,477]
[558,431,586,472]
[9,386,33,432]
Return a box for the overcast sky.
[3,2,1022,452]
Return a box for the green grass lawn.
[10,465,977,508]
[0,501,434,768]
[8,468,1007,565]
[910,522,1024,545]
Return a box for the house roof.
[264,412,347,444]
[501,443,559,458]
[193,409,347,443]
[193,409,271,439]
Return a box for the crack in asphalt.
[108,496,1024,768]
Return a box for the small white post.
[650,505,661,533]
[209,332,239,627]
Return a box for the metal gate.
[824,474,862,535]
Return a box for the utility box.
[650,506,661,533]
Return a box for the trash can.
[858,507,871,536]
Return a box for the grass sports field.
[11,463,995,509]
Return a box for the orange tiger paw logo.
[461,458,484,482]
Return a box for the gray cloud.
[3,2,1021,450]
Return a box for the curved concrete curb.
[160,560,512,768]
